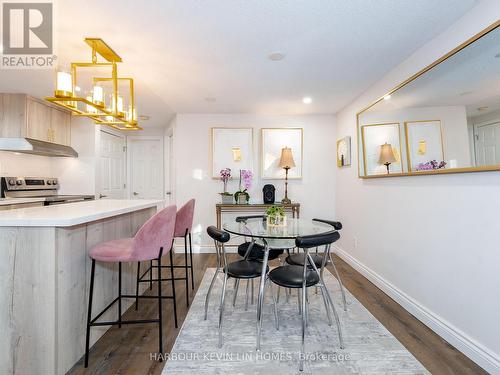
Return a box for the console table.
[216,202,300,228]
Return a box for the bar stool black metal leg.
[184,232,189,307]
[149,260,153,290]
[84,259,96,368]
[158,248,164,360]
[135,262,140,310]
[169,249,178,328]
[118,262,122,328]
[189,232,194,289]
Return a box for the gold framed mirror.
[357,20,500,178]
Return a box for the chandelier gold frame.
[45,38,142,131]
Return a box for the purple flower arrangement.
[415,160,447,171]
[219,168,231,194]
[235,169,253,204]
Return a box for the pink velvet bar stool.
[84,205,177,368]
[136,199,195,309]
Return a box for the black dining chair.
[285,218,347,311]
[267,230,344,372]
[232,215,286,308]
[204,226,277,348]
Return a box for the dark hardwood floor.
[69,253,488,375]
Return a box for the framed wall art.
[405,120,444,172]
[337,136,351,167]
[261,128,303,179]
[361,122,403,176]
[211,128,254,178]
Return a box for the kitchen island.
[0,199,164,375]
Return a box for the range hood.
[0,138,78,157]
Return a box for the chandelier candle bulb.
[92,85,104,107]
[55,71,73,98]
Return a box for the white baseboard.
[333,245,500,375]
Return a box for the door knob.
[166,191,172,195]
[133,192,139,196]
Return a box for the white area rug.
[162,268,429,374]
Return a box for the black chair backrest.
[207,226,230,243]
[235,215,267,223]
[295,230,340,249]
[313,218,342,230]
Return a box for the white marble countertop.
[0,199,164,227]
[0,197,46,206]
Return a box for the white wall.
[335,1,500,373]
[173,113,336,250]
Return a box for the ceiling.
[0,0,480,127]
[365,24,500,118]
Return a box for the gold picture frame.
[404,120,444,172]
[336,136,351,167]
[211,127,254,179]
[361,123,403,176]
[261,128,303,179]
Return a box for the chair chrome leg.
[270,280,279,330]
[256,245,270,351]
[321,282,344,349]
[204,268,220,320]
[308,252,343,348]
[319,282,333,326]
[329,252,347,311]
[305,286,309,327]
[218,272,229,348]
[251,278,254,305]
[297,289,302,315]
[233,279,240,307]
[245,278,250,311]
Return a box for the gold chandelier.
[46,38,142,131]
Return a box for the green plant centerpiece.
[266,205,286,226]
[234,169,253,204]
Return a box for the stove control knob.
[52,179,58,185]
[8,179,16,186]
[47,180,52,185]
[16,180,23,185]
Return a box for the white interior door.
[129,137,164,199]
[99,130,126,199]
[474,121,500,166]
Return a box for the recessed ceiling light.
[268,52,285,61]
[302,97,312,104]
[477,106,489,111]
[205,97,216,102]
[383,94,391,101]
[138,115,150,120]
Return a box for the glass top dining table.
[222,217,334,240]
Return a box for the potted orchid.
[234,169,253,204]
[219,168,233,204]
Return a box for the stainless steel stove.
[1,177,95,205]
